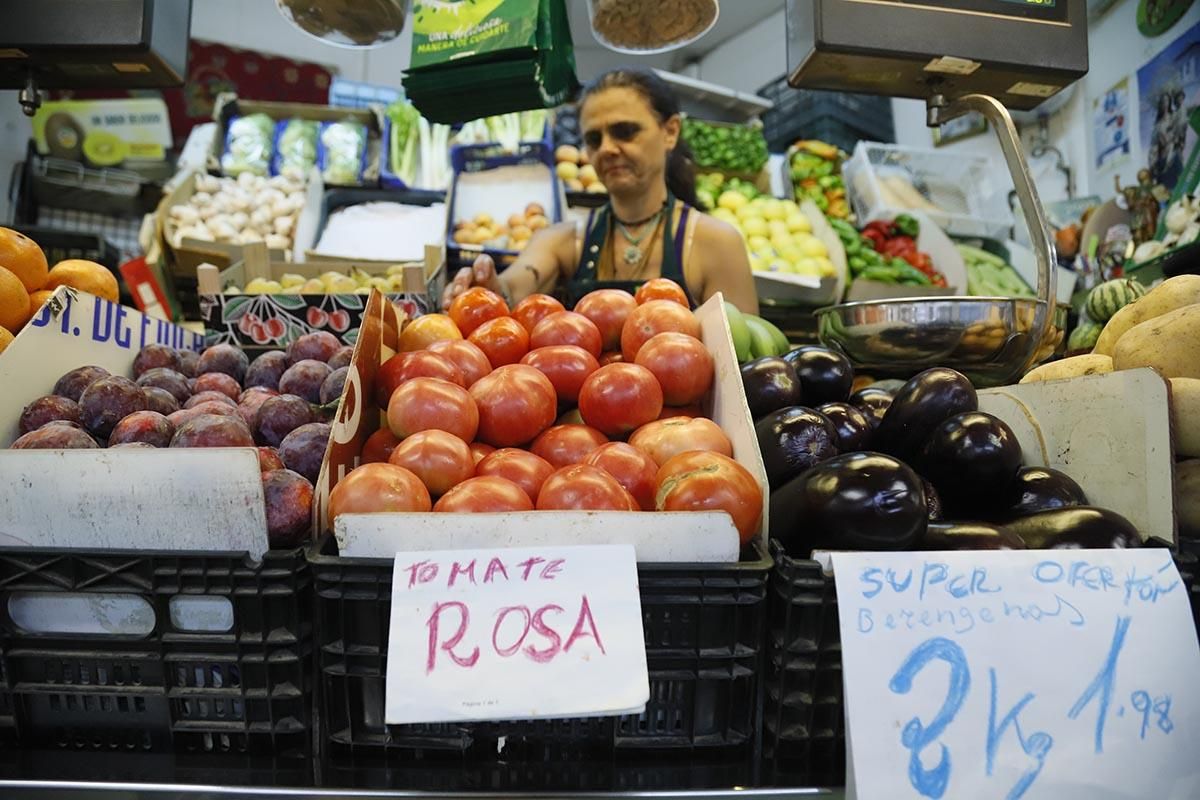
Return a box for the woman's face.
[580,86,679,196]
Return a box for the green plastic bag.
[410,0,542,71]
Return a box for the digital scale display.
[874,0,1068,23]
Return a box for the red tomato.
[476,447,555,502]
[620,300,701,362]
[520,345,600,403]
[599,350,624,365]
[635,277,689,307]
[536,464,638,511]
[658,404,704,420]
[426,339,492,388]
[468,441,496,465]
[629,417,733,466]
[584,442,658,511]
[469,364,557,447]
[388,429,475,496]
[578,363,663,437]
[529,311,603,357]
[530,424,608,468]
[387,377,479,442]
[376,351,465,409]
[434,476,534,512]
[634,331,713,406]
[468,316,530,368]
[576,289,637,351]
[511,293,565,333]
[448,286,509,336]
[329,463,431,521]
[656,451,762,545]
[362,427,401,463]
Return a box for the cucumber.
[724,302,752,362]
[1085,278,1147,323]
[744,315,781,358]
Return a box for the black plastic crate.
[758,78,894,153]
[309,535,769,761]
[0,547,313,758]
[12,225,132,306]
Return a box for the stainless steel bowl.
[815,296,1067,387]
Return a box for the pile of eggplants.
[741,353,1141,557]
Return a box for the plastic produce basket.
[842,141,1013,240]
[309,535,769,761]
[760,544,1200,788]
[0,547,313,758]
[12,226,132,307]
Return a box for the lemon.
[711,208,738,225]
[767,259,790,273]
[761,199,786,221]
[282,284,304,294]
[781,200,800,214]
[793,258,822,277]
[749,255,767,273]
[770,233,795,251]
[328,276,357,293]
[768,220,790,238]
[280,273,305,289]
[742,217,769,237]
[245,278,273,294]
[786,213,812,234]
[799,236,828,258]
[817,257,837,278]
[301,278,325,293]
[736,204,763,222]
[779,244,804,264]
[717,191,748,212]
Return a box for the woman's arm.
[689,215,759,315]
[441,222,577,310]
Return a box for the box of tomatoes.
[308,283,771,759]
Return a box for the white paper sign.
[833,549,1200,800]
[384,544,649,725]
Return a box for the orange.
[0,325,12,354]
[0,266,30,332]
[0,228,48,292]
[399,313,463,352]
[44,259,120,303]
[28,289,54,312]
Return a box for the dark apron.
[557,194,697,309]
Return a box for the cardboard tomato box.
[312,289,770,563]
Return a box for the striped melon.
[1067,320,1103,352]
[1085,279,1147,323]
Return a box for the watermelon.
[1068,320,1103,352]
[1085,279,1147,323]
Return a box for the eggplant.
[1005,466,1088,518]
[783,346,853,405]
[756,407,839,490]
[1001,507,1141,550]
[921,521,1026,551]
[817,401,873,452]
[921,412,1022,513]
[740,357,803,420]
[848,388,893,428]
[770,451,927,555]
[922,478,943,521]
[873,368,977,462]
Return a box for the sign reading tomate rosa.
[383,544,648,724]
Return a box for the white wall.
[695,10,786,95]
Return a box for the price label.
[384,544,649,724]
[832,549,1200,800]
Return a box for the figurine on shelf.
[1116,169,1169,244]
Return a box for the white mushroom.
[238,228,264,244]
[273,215,295,236]
[170,205,200,225]
[250,206,274,228]
[229,211,249,230]
[198,204,218,221]
[196,174,220,194]
[265,234,291,250]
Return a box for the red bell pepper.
[862,228,887,250]
[881,235,917,259]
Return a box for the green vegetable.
[957,244,1034,297]
[222,113,274,177]
[386,100,422,186]
[893,214,920,238]
[276,119,318,174]
[681,117,769,174]
[321,120,366,185]
[849,255,867,274]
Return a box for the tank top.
[558,193,697,309]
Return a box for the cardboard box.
[209,94,383,186]
[197,244,443,350]
[0,287,269,556]
[311,290,770,563]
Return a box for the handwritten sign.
[384,545,649,724]
[832,549,1200,800]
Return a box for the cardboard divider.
[312,290,770,563]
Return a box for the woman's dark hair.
[579,68,698,208]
